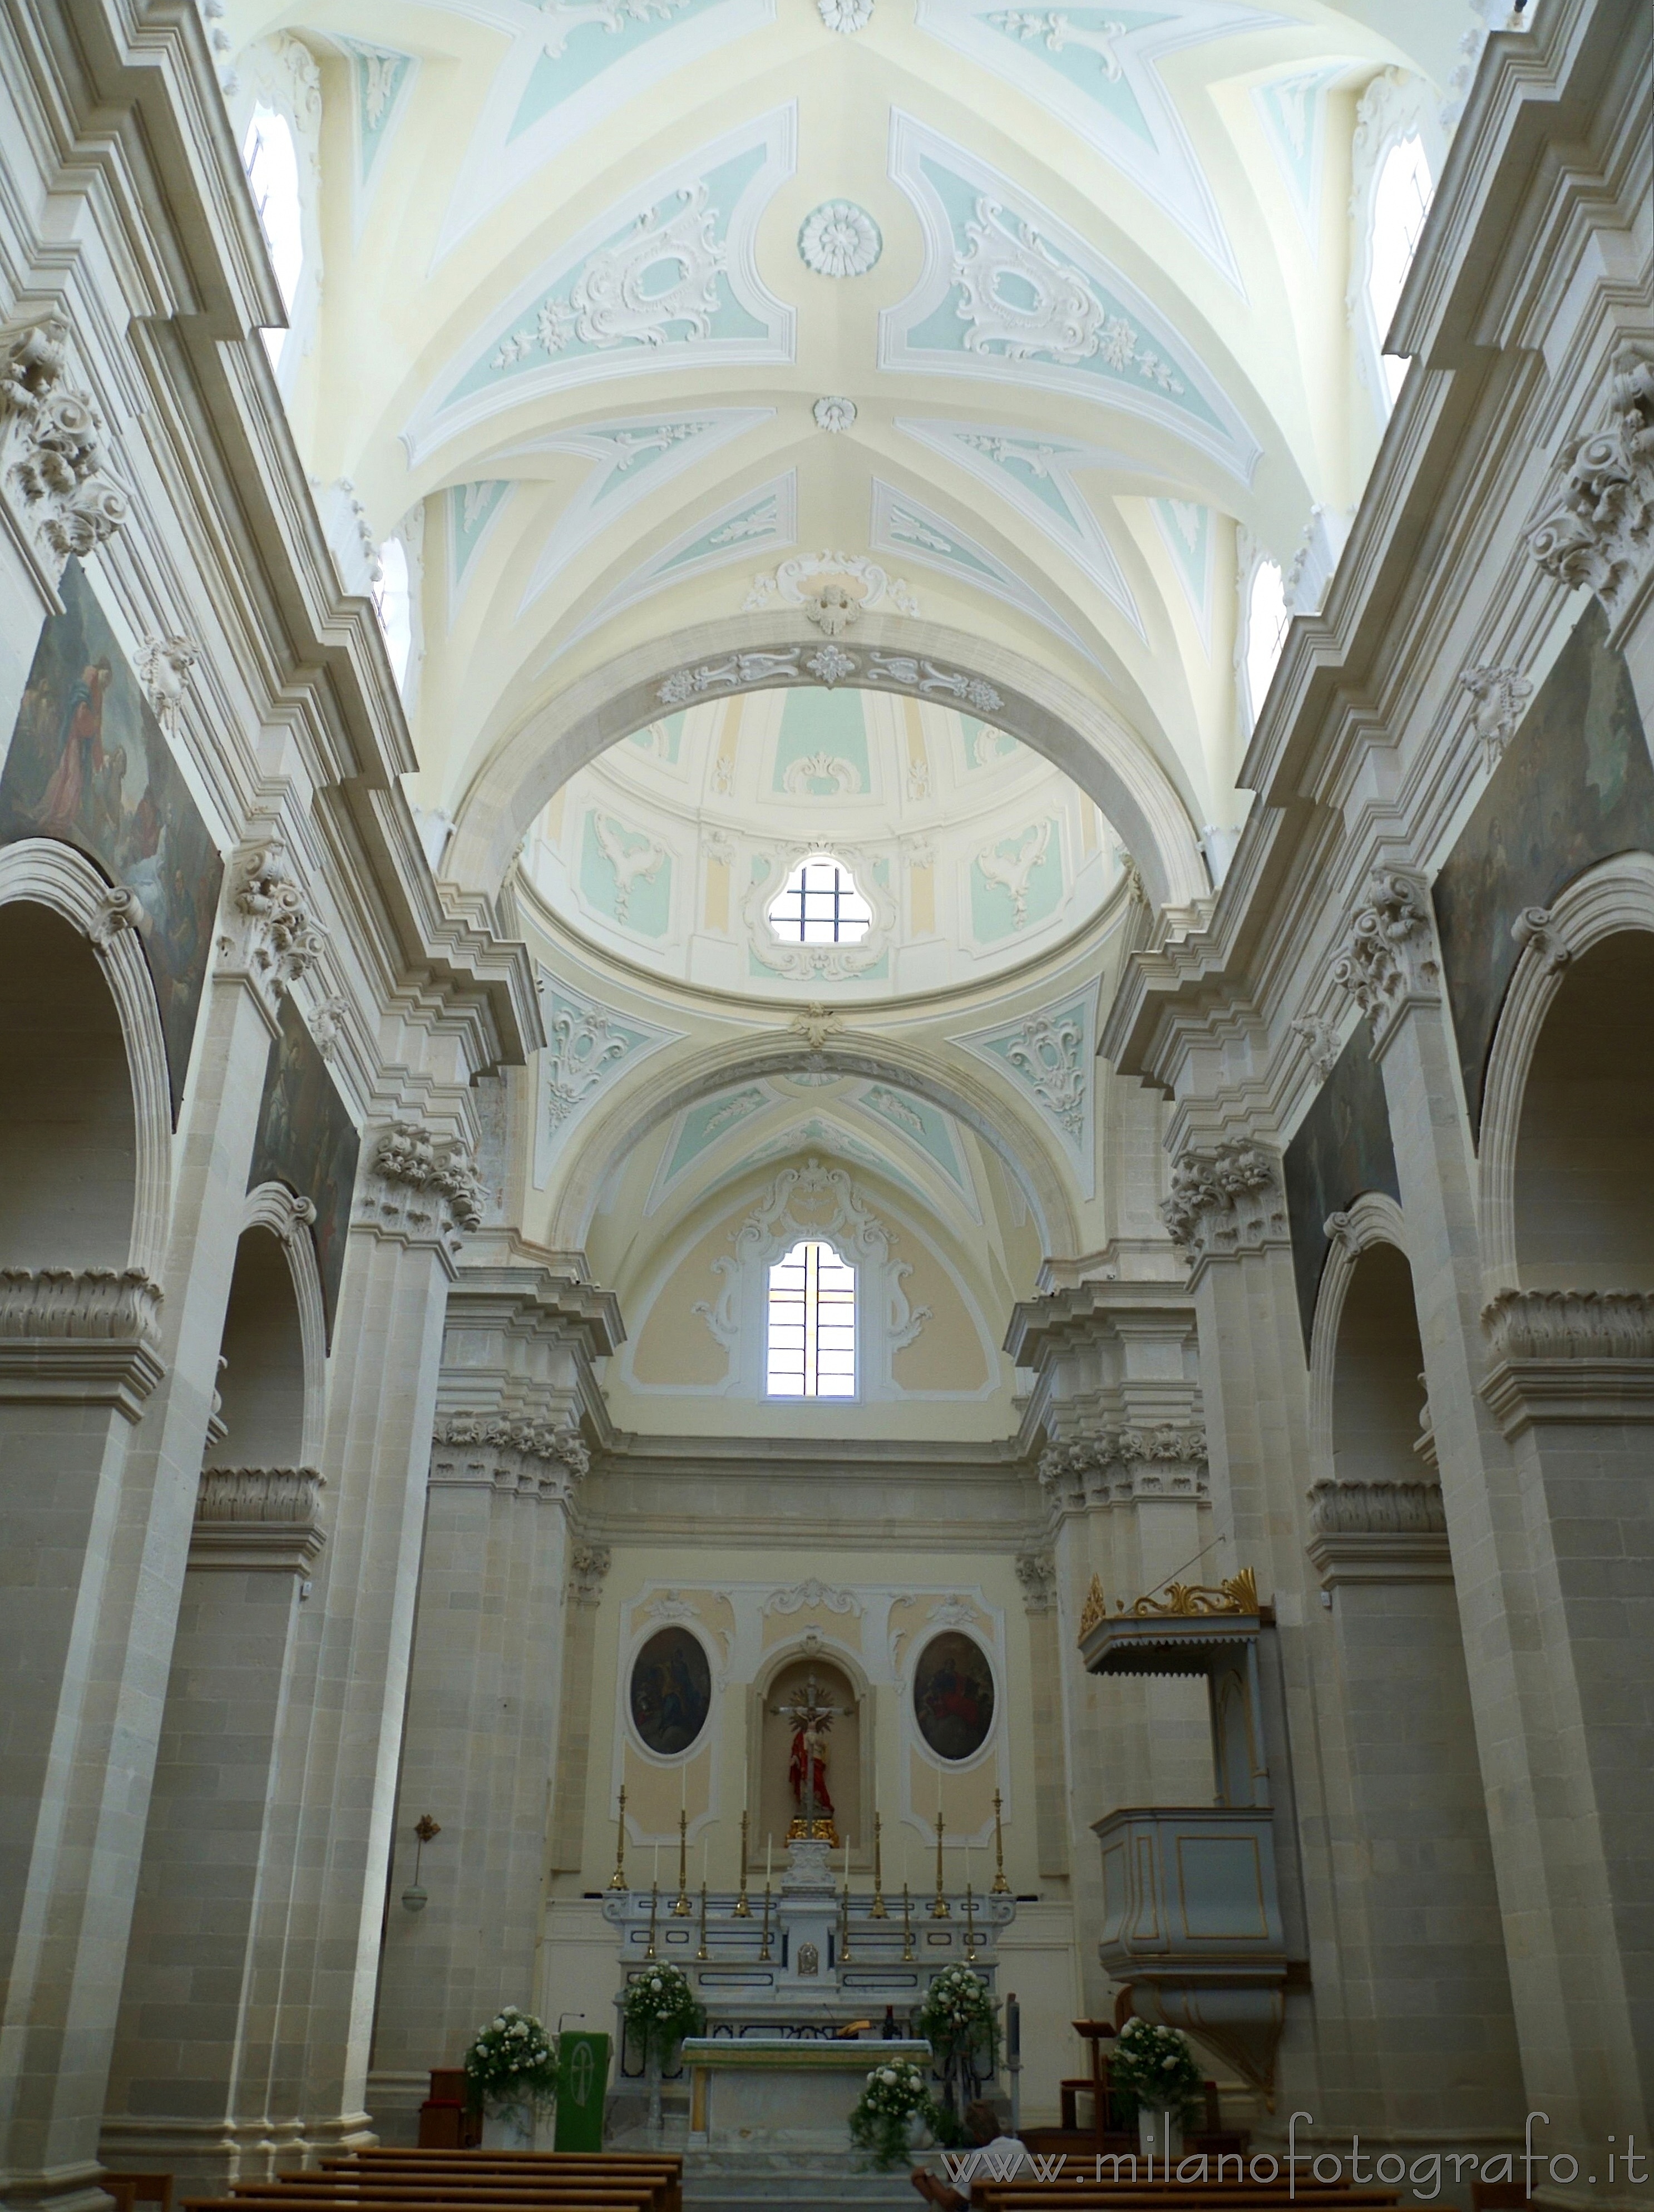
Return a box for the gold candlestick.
[901,1881,915,1962]
[964,1879,979,1962]
[734,1810,752,1916]
[609,1785,628,1890]
[759,1881,773,1962]
[645,1882,658,1962]
[931,1810,950,1917]
[697,1880,709,1961]
[991,1789,1010,1894]
[870,1811,887,1918]
[840,1880,853,1966]
[672,1808,691,1915]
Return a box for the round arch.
[546,1033,1082,1257]
[447,610,1211,913]
[0,838,173,1282]
[1308,1191,1411,1479]
[243,1182,328,1466]
[1479,853,1654,1291]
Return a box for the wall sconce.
[401,1813,441,1913]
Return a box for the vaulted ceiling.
[233,0,1472,865]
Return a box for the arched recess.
[447,611,1211,914]
[0,840,171,1283]
[1479,853,1654,1291]
[208,1183,327,1468]
[1309,1197,1429,1488]
[1307,1191,1413,1473]
[546,1034,1080,1258]
[748,1637,874,1862]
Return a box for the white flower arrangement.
[1108,2017,1204,2116]
[463,2004,559,2117]
[850,2055,935,2169]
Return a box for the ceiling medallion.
[817,0,873,27]
[798,202,882,279]
[745,550,919,628]
[813,394,857,433]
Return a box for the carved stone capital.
[569,1542,612,1603]
[1329,867,1440,1049]
[429,1412,590,1500]
[1015,1552,1057,1615]
[357,1120,485,1265]
[0,317,129,581]
[217,838,329,1011]
[1481,1289,1654,1436]
[1159,1141,1286,1269]
[0,1264,166,1416]
[1305,1479,1451,1586]
[1038,1421,1210,1509]
[1510,905,1571,976]
[1528,344,1654,636]
[191,1466,326,1572]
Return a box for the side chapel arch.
[1479,852,1654,1290]
[447,613,1211,914]
[0,840,172,1282]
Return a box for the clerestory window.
[767,855,872,945]
[1366,133,1434,404]
[1242,556,1290,730]
[242,106,303,367]
[766,1240,856,1398]
[373,536,413,691]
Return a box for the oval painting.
[630,1626,712,1756]
[913,1631,995,1762]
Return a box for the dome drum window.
[766,1238,857,1398]
[767,855,873,945]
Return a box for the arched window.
[767,855,871,945]
[242,105,303,366]
[373,536,413,691]
[1366,132,1434,402]
[766,1240,856,1398]
[1242,555,1290,729]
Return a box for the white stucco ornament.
[799,201,882,278]
[818,0,873,28]
[813,394,857,433]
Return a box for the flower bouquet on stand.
[850,2056,936,2170]
[463,2006,559,2147]
[1107,2017,1205,2162]
[916,1965,999,2146]
[620,1962,704,2134]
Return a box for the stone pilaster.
[1337,873,1648,2154]
[2,924,278,2212]
[101,1470,327,2183]
[253,1121,483,2155]
[1005,1281,1209,2013]
[550,1543,614,1878]
[1149,1140,1329,2112]
[367,1265,621,2141]
[1013,1554,1068,1882]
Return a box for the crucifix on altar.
[769,1670,852,1845]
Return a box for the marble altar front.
[683,2036,934,2151]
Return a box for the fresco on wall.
[246,995,361,1346]
[1434,600,1654,1136]
[913,1630,995,1761]
[1283,1029,1401,1351]
[0,558,224,1118]
[630,1626,712,1755]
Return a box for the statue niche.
[759,1655,861,1858]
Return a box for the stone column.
[1004,1282,1210,2017]
[367,1266,620,2141]
[255,1123,485,2155]
[1338,865,1654,2151]
[1,847,307,2212]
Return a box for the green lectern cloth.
[554,2031,609,2150]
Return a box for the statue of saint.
[770,1671,851,1838]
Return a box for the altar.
[684,2036,934,2151]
